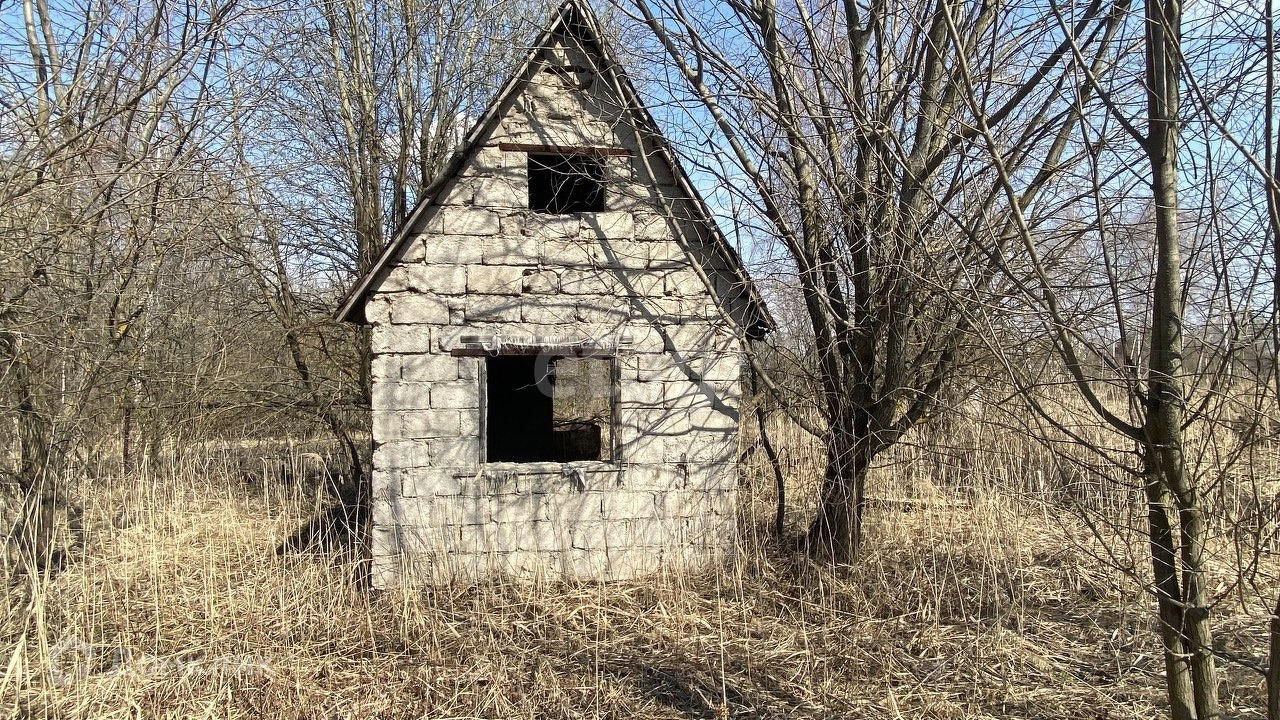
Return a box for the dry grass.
[2,427,1277,719]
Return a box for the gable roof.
[333,0,772,338]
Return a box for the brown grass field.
[3,418,1278,719]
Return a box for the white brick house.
[336,0,771,585]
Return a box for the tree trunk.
[1268,587,1280,720]
[1143,448,1196,720]
[806,417,866,564]
[1143,0,1218,711]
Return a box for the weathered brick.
[521,268,560,294]
[430,381,478,409]
[467,265,525,295]
[482,234,540,264]
[465,295,522,322]
[428,436,480,467]
[560,268,619,295]
[427,206,501,236]
[417,235,484,264]
[389,294,449,324]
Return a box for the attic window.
[528,154,604,213]
[485,354,614,463]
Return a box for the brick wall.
[365,28,749,585]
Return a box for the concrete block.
[628,517,668,545]
[663,380,715,410]
[371,324,430,354]
[380,264,465,295]
[428,436,480,467]
[572,302,630,325]
[520,213,580,238]
[581,212,635,240]
[563,548,612,578]
[467,265,525,295]
[490,493,550,523]
[372,439,431,469]
[560,268,619,295]
[458,357,479,380]
[571,522,608,550]
[392,354,461,383]
[601,239,652,270]
[482,234,540,264]
[364,297,393,324]
[601,491,656,520]
[389,294,449,325]
[540,238,598,266]
[427,206,500,236]
[417,235,484,264]
[371,382,431,411]
[471,176,526,208]
[403,472,481,498]
[430,381,478,409]
[677,432,737,464]
[471,146,520,174]
[665,270,707,297]
[386,410,463,440]
[618,435,665,464]
[436,177,479,206]
[620,465,681,491]
[621,272,666,298]
[687,406,739,433]
[465,295,522,322]
[634,212,676,240]
[521,269,560,294]
[549,490,606,524]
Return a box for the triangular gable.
[333,0,772,337]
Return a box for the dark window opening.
[528,153,604,213]
[486,355,613,463]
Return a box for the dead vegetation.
[3,418,1276,719]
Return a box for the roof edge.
[334,0,773,335]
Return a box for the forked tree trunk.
[805,416,869,564]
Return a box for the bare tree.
[0,0,241,568]
[957,0,1280,713]
[622,0,1129,562]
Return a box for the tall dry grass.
[2,408,1277,718]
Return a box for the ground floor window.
[485,354,614,463]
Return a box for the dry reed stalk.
[0,417,1274,718]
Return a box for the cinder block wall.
[364,28,750,585]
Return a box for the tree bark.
[1143,0,1218,712]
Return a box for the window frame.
[526,152,606,214]
[465,347,620,466]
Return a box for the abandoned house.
[335,0,771,585]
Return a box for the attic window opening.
[485,354,614,463]
[528,153,604,213]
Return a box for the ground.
[1,444,1274,719]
